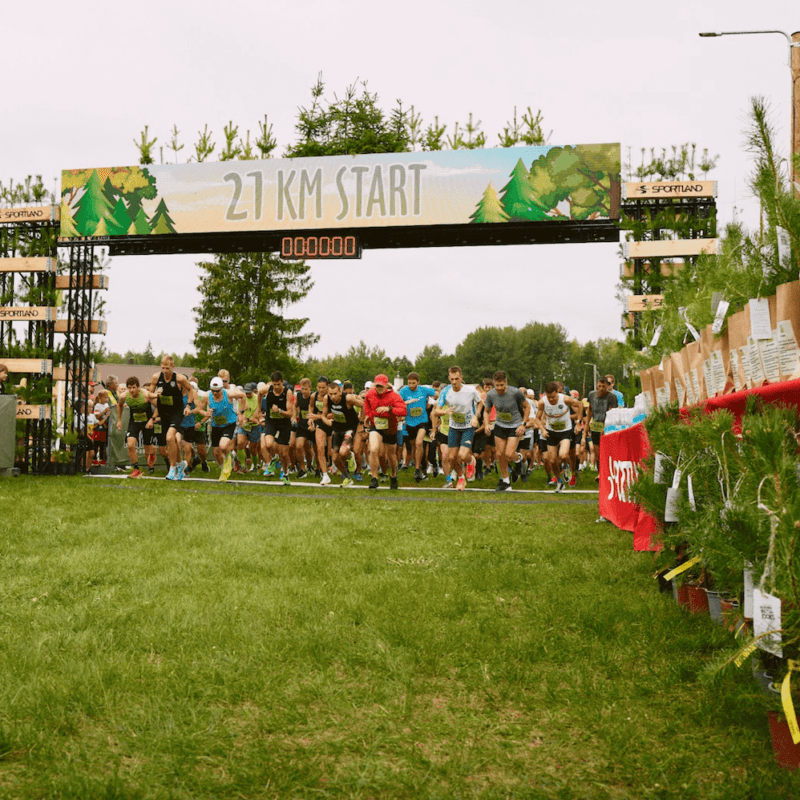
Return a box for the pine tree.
[129,206,151,235]
[72,169,112,236]
[107,197,133,236]
[193,252,318,381]
[149,198,177,234]
[500,159,547,221]
[59,202,80,238]
[470,184,509,224]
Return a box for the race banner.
[59,144,620,240]
[598,424,659,551]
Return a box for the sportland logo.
[606,458,639,504]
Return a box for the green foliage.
[0,175,54,206]
[193,252,317,383]
[303,340,396,388]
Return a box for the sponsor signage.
[60,144,621,249]
[0,206,58,224]
[628,295,665,312]
[623,181,717,200]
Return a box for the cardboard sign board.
[628,295,665,312]
[624,239,717,259]
[0,206,58,224]
[0,307,55,322]
[0,257,55,273]
[2,358,52,374]
[15,404,51,420]
[53,319,106,334]
[54,275,109,290]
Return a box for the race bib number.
[133,412,147,423]
[159,395,173,405]
[153,424,162,434]
[333,411,346,423]
[374,417,389,430]
[316,400,325,411]
[590,420,605,433]
[270,409,282,419]
[301,409,309,419]
[550,420,566,431]
[409,406,423,417]
[451,412,466,424]
[213,414,227,425]
[498,411,513,422]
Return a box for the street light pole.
[699,30,800,186]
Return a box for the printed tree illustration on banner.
[149,199,177,235]
[62,165,161,237]
[469,184,510,224]
[470,145,620,223]
[59,202,80,239]
[71,169,113,236]
[127,206,152,236]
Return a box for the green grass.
[0,475,797,798]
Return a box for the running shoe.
[282,474,291,486]
[342,477,353,487]
[465,459,476,481]
[511,458,522,482]
[554,477,564,493]
[426,464,433,475]
[296,469,307,479]
[369,477,379,490]
[129,468,142,479]
[147,454,156,469]
[201,461,210,473]
[562,464,572,483]
[547,476,558,487]
[390,476,398,490]
[495,480,511,492]
[347,455,357,473]
[354,472,363,482]
[192,455,202,469]
[320,473,331,486]
[414,468,423,483]
[175,461,186,481]
[147,466,155,475]
[569,475,577,487]
[444,478,455,489]
[263,463,274,477]
[166,466,177,481]
[456,475,466,491]
[432,466,440,478]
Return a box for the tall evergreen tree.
[193,252,318,382]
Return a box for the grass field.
[0,471,798,799]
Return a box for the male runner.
[202,376,246,481]
[537,381,583,492]
[483,371,529,492]
[292,378,315,479]
[363,373,407,490]
[257,371,294,486]
[583,376,618,476]
[308,376,334,485]
[433,366,482,492]
[115,376,156,478]
[146,356,196,480]
[324,380,364,487]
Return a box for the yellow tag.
[590,420,605,433]
[782,661,800,745]
[663,555,702,582]
[734,640,759,668]
[213,414,227,425]
[133,412,147,423]
[333,411,346,423]
[451,412,466,424]
[550,420,566,431]
[374,417,389,430]
[270,409,282,418]
[410,407,423,417]
[160,395,173,405]
[498,411,513,422]
[301,409,309,419]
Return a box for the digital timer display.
[280,235,361,259]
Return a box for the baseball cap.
[364,381,373,389]
[209,377,224,390]
[373,374,389,386]
[244,382,257,393]
[333,379,343,386]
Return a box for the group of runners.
[113,356,622,492]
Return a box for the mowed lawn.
[0,476,797,799]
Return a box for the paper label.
[675,379,685,408]
[753,588,782,657]
[687,474,696,511]
[744,567,754,619]
[690,368,701,402]
[702,359,715,397]
[656,386,670,408]
[712,299,730,335]
[748,336,766,385]
[758,335,781,383]
[650,324,663,348]
[664,487,680,522]
[777,319,800,377]
[672,467,682,490]
[730,349,742,392]
[710,351,727,394]
[749,298,773,340]
[739,345,753,387]
[684,372,696,406]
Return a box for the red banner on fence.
[600,379,800,551]
[598,424,659,551]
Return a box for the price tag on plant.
[687,474,696,511]
[711,299,730,335]
[653,452,667,484]
[664,487,680,523]
[752,588,782,658]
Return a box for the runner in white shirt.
[536,380,583,492]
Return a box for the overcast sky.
[2,0,798,365]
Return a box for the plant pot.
[686,583,709,615]
[706,590,722,623]
[672,582,690,609]
[752,660,777,696]
[768,711,800,769]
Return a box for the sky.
[2,0,798,365]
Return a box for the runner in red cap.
[363,374,407,490]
